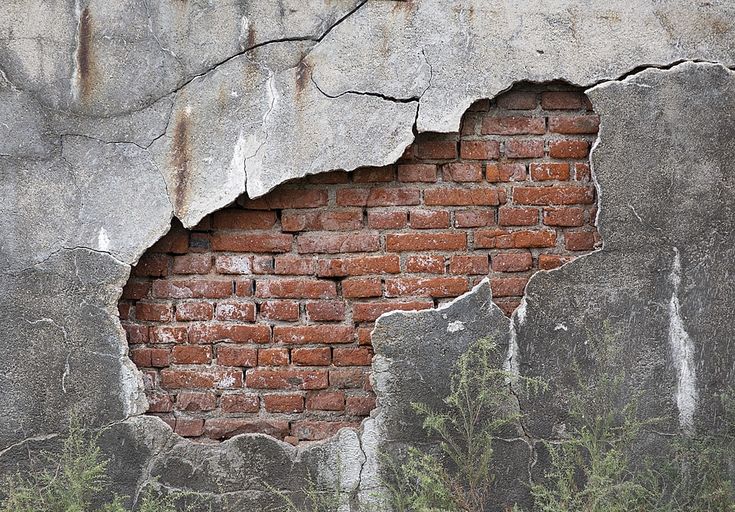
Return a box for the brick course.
[121,85,600,444]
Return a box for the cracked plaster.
[1,1,735,510]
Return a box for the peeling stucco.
[1,1,735,510]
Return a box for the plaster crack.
[0,433,60,460]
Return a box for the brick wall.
[119,85,600,444]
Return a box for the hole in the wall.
[118,82,601,444]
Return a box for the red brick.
[449,255,489,275]
[565,231,597,251]
[482,116,545,135]
[292,347,332,366]
[172,254,211,275]
[257,347,289,366]
[122,281,150,300]
[124,323,148,344]
[189,233,210,251]
[367,210,407,229]
[505,139,544,159]
[175,418,204,437]
[239,189,328,209]
[175,391,216,412]
[274,255,316,275]
[150,225,188,254]
[490,277,529,297]
[189,323,270,343]
[220,393,260,413]
[498,207,538,226]
[548,115,600,134]
[252,256,274,274]
[150,326,188,344]
[492,253,533,272]
[530,162,570,181]
[352,301,433,322]
[486,162,527,182]
[329,368,367,389]
[539,254,574,270]
[442,162,483,182]
[281,210,362,232]
[541,91,587,110]
[259,300,300,321]
[353,166,395,182]
[496,90,537,109]
[474,229,513,249]
[150,348,170,367]
[176,302,213,321]
[161,368,242,389]
[397,164,437,182]
[495,299,522,317]
[306,391,345,411]
[217,345,258,367]
[296,232,380,254]
[273,325,354,344]
[204,418,288,440]
[264,394,304,413]
[245,369,328,390]
[387,232,466,251]
[342,277,382,298]
[133,254,169,277]
[234,279,254,296]
[333,347,373,366]
[575,163,592,181]
[306,301,346,321]
[357,328,373,346]
[317,255,400,277]
[147,392,173,413]
[172,345,212,364]
[424,188,499,206]
[130,348,153,367]
[511,230,557,248]
[336,188,421,207]
[346,396,376,416]
[210,233,292,253]
[214,302,256,322]
[255,279,336,299]
[513,186,595,205]
[406,255,445,273]
[135,302,173,322]
[152,279,232,299]
[549,139,590,159]
[416,139,457,159]
[306,170,349,184]
[211,209,277,229]
[543,207,585,227]
[455,209,495,228]
[410,209,450,229]
[460,140,500,160]
[214,255,252,274]
[384,277,468,298]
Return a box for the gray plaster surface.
[1,1,734,510]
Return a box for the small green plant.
[0,419,190,512]
[383,337,544,512]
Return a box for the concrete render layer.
[0,0,734,509]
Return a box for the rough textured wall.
[1,1,734,510]
[120,85,599,443]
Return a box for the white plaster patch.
[446,320,465,333]
[504,299,526,380]
[554,323,568,331]
[97,226,110,252]
[217,374,236,389]
[668,247,698,433]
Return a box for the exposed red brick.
[214,255,252,275]
[274,255,316,275]
[346,396,376,416]
[258,347,289,366]
[317,255,400,277]
[491,277,529,297]
[133,254,169,277]
[543,207,585,227]
[172,345,212,364]
[211,210,277,229]
[217,345,258,367]
[135,302,173,322]
[333,347,373,366]
[482,116,545,135]
[513,185,595,205]
[449,255,489,275]
[296,232,380,254]
[548,115,600,134]
[539,254,574,270]
[455,209,495,228]
[342,277,383,298]
[240,189,328,209]
[416,138,457,159]
[549,139,590,159]
[245,369,328,390]
[220,394,259,413]
[397,164,438,182]
[442,162,483,182]
[384,277,468,298]
[410,209,450,229]
[496,91,537,110]
[264,394,304,413]
[175,392,216,412]
[353,166,395,182]
[474,229,513,249]
[530,162,570,181]
[306,391,345,411]
[281,210,362,232]
[511,230,557,248]
[259,301,299,321]
[255,279,336,299]
[210,233,292,253]
[214,302,256,322]
[565,231,597,251]
[460,140,500,160]
[505,139,544,158]
[161,368,242,389]
[386,232,467,251]
[175,418,205,437]
[541,91,587,110]
[306,301,346,321]
[406,255,445,273]
[176,302,213,321]
[492,253,533,272]
[498,207,539,226]
[486,162,527,182]
[292,347,332,366]
[424,188,499,206]
[152,279,232,299]
[352,301,434,322]
[189,323,271,343]
[273,325,354,344]
[367,210,408,229]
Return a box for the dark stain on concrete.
[171,111,193,216]
[295,58,312,96]
[247,24,257,48]
[77,6,95,101]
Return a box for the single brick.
[150,326,188,344]
[210,233,292,253]
[306,391,345,411]
[336,188,420,207]
[496,90,537,109]
[160,368,242,389]
[460,140,500,160]
[455,209,495,228]
[172,345,212,364]
[176,302,213,321]
[482,116,545,135]
[397,163,438,182]
[342,277,383,298]
[239,189,328,209]
[214,302,256,322]
[538,254,573,270]
[548,115,600,134]
[333,347,373,366]
[306,301,346,322]
[189,323,271,343]
[474,229,513,249]
[133,254,169,277]
[424,188,499,206]
[386,232,467,251]
[406,255,445,273]
[172,254,212,275]
[565,231,597,251]
[530,162,570,181]
[543,207,585,227]
[135,302,173,322]
[292,347,332,366]
[281,210,362,232]
[346,396,376,416]
[353,166,395,182]
[214,255,252,275]
[259,301,300,321]
[541,91,587,110]
[274,255,316,275]
[492,252,533,272]
[384,277,469,298]
[410,209,451,229]
[291,420,360,441]
[329,368,367,389]
[306,170,349,184]
[217,345,259,367]
[513,186,595,205]
[175,391,217,412]
[221,393,260,413]
[234,279,254,296]
[317,254,400,277]
[367,210,408,229]
[264,394,304,413]
[258,347,289,366]
[175,418,205,437]
[490,277,529,298]
[511,230,557,248]
[498,207,539,226]
[255,279,336,299]
[296,232,380,254]
[549,139,590,159]
[211,210,276,229]
[505,139,544,159]
[449,255,489,275]
[273,325,354,344]
[442,162,483,182]
[252,256,274,274]
[245,369,329,390]
[416,139,457,159]
[152,279,232,299]
[486,162,527,182]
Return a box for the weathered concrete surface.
[1,1,735,511]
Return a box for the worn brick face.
[122,84,599,443]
